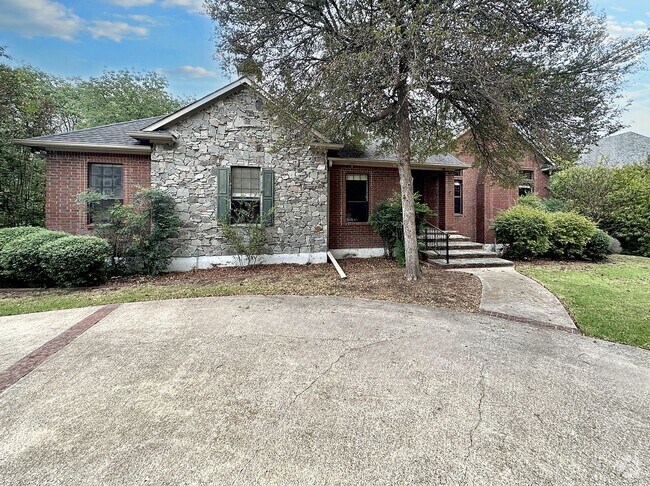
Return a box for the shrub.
[584,229,611,261]
[541,198,567,213]
[217,202,269,266]
[518,194,545,210]
[0,226,46,253]
[369,193,434,264]
[40,236,111,287]
[0,230,67,285]
[547,212,597,259]
[491,205,552,259]
[82,188,181,276]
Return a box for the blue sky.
[1,0,649,136]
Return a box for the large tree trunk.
[396,86,422,281]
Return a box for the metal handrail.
[418,222,450,263]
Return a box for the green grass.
[519,255,650,349]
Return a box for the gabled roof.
[580,131,650,166]
[142,76,340,147]
[15,116,164,154]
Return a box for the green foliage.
[491,205,552,259]
[0,230,67,285]
[517,194,545,210]
[66,70,185,128]
[85,188,181,276]
[217,202,269,266]
[369,193,434,264]
[541,198,567,213]
[584,229,611,261]
[552,164,650,256]
[0,226,46,252]
[547,212,597,259]
[41,236,111,287]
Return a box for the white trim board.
[329,248,385,259]
[168,252,327,272]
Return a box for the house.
[579,131,650,166]
[17,77,552,270]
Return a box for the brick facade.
[45,152,151,234]
[450,151,551,242]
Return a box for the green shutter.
[261,169,275,225]
[217,166,231,220]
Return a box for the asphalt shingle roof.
[580,132,650,166]
[22,116,165,147]
[333,143,469,168]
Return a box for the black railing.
[418,222,450,263]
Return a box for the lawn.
[0,258,481,317]
[518,255,650,350]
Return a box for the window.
[454,180,463,215]
[88,163,123,223]
[346,174,369,222]
[453,169,463,177]
[231,166,261,223]
[519,170,534,197]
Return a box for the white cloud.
[106,0,155,6]
[175,65,218,78]
[606,16,649,37]
[162,0,206,14]
[87,20,149,41]
[0,0,83,40]
[127,14,157,24]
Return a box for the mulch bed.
[0,258,481,313]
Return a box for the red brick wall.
[45,151,151,234]
[452,150,551,243]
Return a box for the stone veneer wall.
[150,88,328,264]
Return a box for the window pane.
[454,181,463,214]
[232,166,260,197]
[231,199,261,224]
[346,202,369,223]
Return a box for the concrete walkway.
[455,267,576,330]
[1,296,648,485]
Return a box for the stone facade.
[150,88,328,264]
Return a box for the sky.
[0,0,649,137]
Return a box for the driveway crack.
[461,361,487,484]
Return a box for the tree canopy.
[208,0,649,279]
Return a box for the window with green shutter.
[217,166,274,225]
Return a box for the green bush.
[0,230,67,285]
[547,212,597,259]
[541,198,567,213]
[584,229,611,261]
[40,236,111,287]
[491,205,552,259]
[0,226,46,253]
[369,193,434,265]
[81,188,181,276]
[518,194,546,210]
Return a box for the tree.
[551,165,615,224]
[65,69,186,128]
[207,0,649,280]
[0,55,58,227]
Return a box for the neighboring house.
[580,131,650,166]
[17,77,552,270]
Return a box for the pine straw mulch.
[109,258,482,313]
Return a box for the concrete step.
[423,233,471,242]
[421,249,498,260]
[426,257,514,269]
[447,241,484,250]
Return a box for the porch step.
[425,257,514,269]
[447,241,484,250]
[446,249,499,259]
[423,233,471,242]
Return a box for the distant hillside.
[579,132,650,166]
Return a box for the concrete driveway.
[0,296,648,485]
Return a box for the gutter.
[328,157,471,171]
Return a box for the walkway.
[455,267,576,330]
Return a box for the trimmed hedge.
[547,212,597,258]
[0,226,46,253]
[584,229,611,261]
[41,236,111,287]
[0,230,68,285]
[491,205,552,259]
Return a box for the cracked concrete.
[0,295,648,485]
